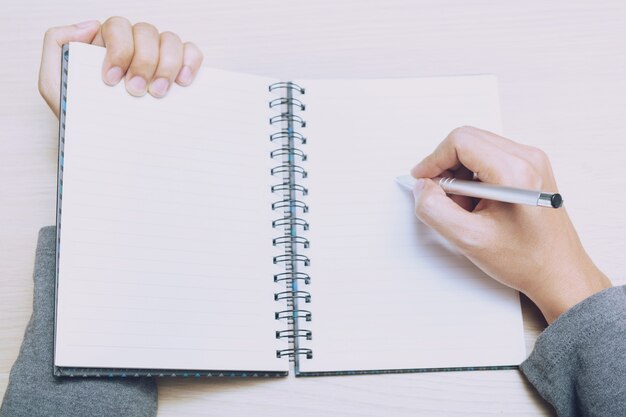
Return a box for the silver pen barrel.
[437,177,562,208]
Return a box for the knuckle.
[104,16,131,29]
[108,46,133,65]
[156,60,181,77]
[158,56,182,73]
[446,126,477,149]
[414,192,437,222]
[510,158,542,189]
[43,27,58,41]
[161,31,182,44]
[526,146,550,167]
[448,126,477,142]
[185,42,204,60]
[505,157,523,177]
[525,147,556,188]
[134,21,158,34]
[131,56,157,72]
[455,227,488,254]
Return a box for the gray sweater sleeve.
[520,285,626,417]
[0,226,157,417]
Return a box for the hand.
[38,17,204,117]
[411,126,611,324]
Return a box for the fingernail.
[149,78,170,98]
[177,66,193,85]
[127,76,147,96]
[105,66,123,85]
[412,179,426,199]
[410,164,421,177]
[75,20,98,29]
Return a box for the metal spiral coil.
[271,131,306,144]
[272,217,309,230]
[270,113,306,128]
[276,329,312,340]
[274,272,310,284]
[271,164,307,178]
[273,236,310,248]
[269,81,312,362]
[275,309,312,321]
[271,182,308,196]
[273,254,310,266]
[269,97,306,111]
[268,81,305,94]
[274,291,311,303]
[276,348,313,359]
[272,199,308,213]
[270,147,307,161]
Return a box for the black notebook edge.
[295,365,519,377]
[52,43,68,379]
[54,366,288,378]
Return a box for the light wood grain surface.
[2,0,625,415]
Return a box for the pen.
[396,175,563,208]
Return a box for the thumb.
[38,20,101,117]
[413,178,486,250]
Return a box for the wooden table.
[2,1,625,415]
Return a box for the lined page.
[297,76,526,373]
[55,42,286,372]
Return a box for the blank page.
[297,76,526,373]
[55,43,286,372]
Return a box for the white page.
[296,76,526,373]
[55,42,286,372]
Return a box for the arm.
[410,126,622,415]
[1,18,203,417]
[521,285,626,416]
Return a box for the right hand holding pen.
[411,126,611,323]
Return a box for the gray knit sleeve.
[520,285,626,417]
[0,226,157,417]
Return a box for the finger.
[437,169,470,210]
[455,126,554,178]
[124,22,160,96]
[176,42,203,86]
[100,16,134,86]
[91,28,104,46]
[442,167,476,211]
[453,126,529,155]
[411,126,542,189]
[413,179,488,252]
[39,20,101,116]
[148,31,184,98]
[467,128,558,190]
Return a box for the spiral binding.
[269,81,312,362]
[270,131,306,144]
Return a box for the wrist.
[528,262,612,324]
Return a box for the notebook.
[53,42,525,377]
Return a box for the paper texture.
[55,43,286,372]
[297,75,526,373]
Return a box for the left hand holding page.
[38,17,204,117]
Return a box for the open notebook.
[54,42,525,377]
